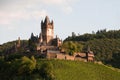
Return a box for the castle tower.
[41,16,54,45]
[17,37,21,48]
[38,33,43,44]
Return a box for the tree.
[40,62,55,80]
[62,41,83,55]
[18,56,36,75]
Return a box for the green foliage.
[1,57,120,80]
[0,56,37,80]
[61,41,83,55]
[64,29,120,68]
[40,62,55,80]
[0,40,28,55]
[83,39,120,67]
[18,56,36,75]
[5,53,23,61]
[65,29,120,42]
[111,52,120,68]
[0,56,57,80]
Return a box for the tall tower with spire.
[41,16,54,45]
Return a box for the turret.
[17,37,20,47]
[44,16,50,24]
[18,37,20,46]
[31,33,34,38]
[51,20,54,29]
[41,20,43,25]
[39,33,43,43]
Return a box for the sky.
[0,0,120,44]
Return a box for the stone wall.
[46,51,94,62]
[56,54,66,60]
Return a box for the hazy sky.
[0,0,120,44]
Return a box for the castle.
[5,16,94,62]
[29,16,62,51]
[28,16,94,62]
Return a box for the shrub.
[40,62,55,80]
[18,56,36,75]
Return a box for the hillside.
[0,29,120,79]
[63,29,120,68]
[38,60,120,80]
[0,54,120,80]
[65,29,120,42]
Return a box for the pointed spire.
[18,37,20,46]
[51,20,54,24]
[39,33,43,43]
[45,16,49,19]
[41,20,43,24]
[31,33,34,38]
[44,16,50,23]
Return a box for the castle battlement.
[29,16,62,51]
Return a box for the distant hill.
[65,29,120,42]
[0,40,28,55]
[38,60,120,80]
[63,29,120,68]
